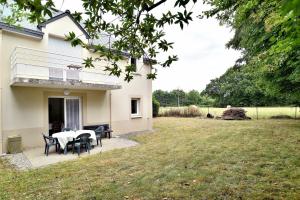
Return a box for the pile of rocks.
[222,108,251,120]
[1,153,32,170]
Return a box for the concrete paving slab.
[6,137,138,169]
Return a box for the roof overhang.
[0,22,44,39]
[38,10,90,39]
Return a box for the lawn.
[159,106,300,119]
[0,118,299,199]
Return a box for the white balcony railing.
[10,46,121,89]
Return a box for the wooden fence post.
[256,107,258,120]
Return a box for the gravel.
[2,153,33,170]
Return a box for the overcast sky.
[54,0,241,92]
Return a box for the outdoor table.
[52,130,97,154]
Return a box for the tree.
[186,90,202,106]
[153,89,170,107]
[152,96,160,117]
[153,89,214,107]
[202,67,287,107]
[203,0,300,104]
[0,0,299,102]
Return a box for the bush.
[270,115,292,119]
[159,105,202,117]
[152,97,160,117]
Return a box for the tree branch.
[136,0,168,24]
[145,0,168,12]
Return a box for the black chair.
[42,134,58,156]
[95,126,104,146]
[103,124,113,139]
[72,133,91,156]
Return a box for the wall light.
[64,89,70,96]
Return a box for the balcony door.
[48,97,82,135]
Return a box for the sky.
[53,0,241,92]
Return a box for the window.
[130,57,137,72]
[131,98,141,116]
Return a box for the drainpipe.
[109,90,112,128]
[0,30,3,154]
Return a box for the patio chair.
[72,133,91,156]
[42,134,58,156]
[95,126,104,146]
[103,124,113,139]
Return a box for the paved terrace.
[2,137,138,170]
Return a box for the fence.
[159,106,300,119]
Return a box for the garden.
[1,118,299,199]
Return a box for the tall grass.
[159,105,202,117]
[159,106,300,119]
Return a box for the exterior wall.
[0,16,152,153]
[110,59,153,134]
[1,31,44,153]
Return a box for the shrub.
[159,105,202,117]
[152,97,160,117]
[270,115,292,119]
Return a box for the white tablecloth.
[52,130,97,149]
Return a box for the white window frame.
[131,98,141,118]
[130,57,137,72]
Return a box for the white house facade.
[0,11,153,154]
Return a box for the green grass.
[160,106,300,119]
[1,118,300,199]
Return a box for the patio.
[4,137,138,169]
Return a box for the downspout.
[109,90,112,128]
[0,30,3,154]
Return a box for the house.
[0,11,153,154]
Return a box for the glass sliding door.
[65,98,81,130]
[48,96,82,133]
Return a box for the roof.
[38,10,90,39]
[0,21,44,38]
[0,10,89,39]
[0,9,154,65]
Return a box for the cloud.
[154,13,241,92]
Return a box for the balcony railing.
[10,46,121,90]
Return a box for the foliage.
[0,3,30,25]
[153,89,215,107]
[202,67,288,107]
[160,106,300,119]
[1,118,299,199]
[0,0,199,82]
[203,0,300,104]
[152,96,160,117]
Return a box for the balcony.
[10,46,122,90]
